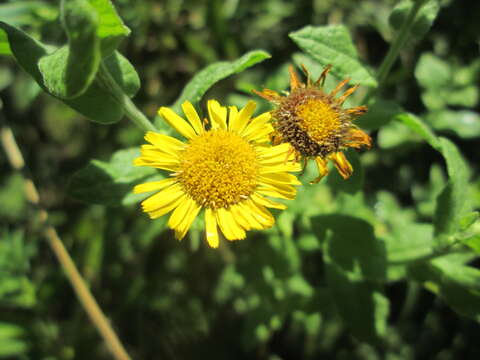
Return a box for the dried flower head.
[254,65,372,183]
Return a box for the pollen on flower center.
[177,129,259,209]
[296,98,341,143]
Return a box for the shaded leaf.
[39,0,100,98]
[355,99,402,131]
[409,255,480,321]
[289,25,377,87]
[67,148,161,206]
[389,0,441,43]
[434,138,471,240]
[316,215,388,342]
[327,150,364,194]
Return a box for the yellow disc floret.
[177,129,258,209]
[296,98,341,144]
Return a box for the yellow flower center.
[177,129,259,209]
[296,98,341,143]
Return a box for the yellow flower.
[254,65,372,183]
[133,100,301,248]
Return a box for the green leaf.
[0,322,28,357]
[38,0,101,98]
[103,51,140,98]
[317,215,388,342]
[0,22,128,123]
[87,0,130,56]
[409,256,480,321]
[396,112,440,149]
[462,234,480,254]
[355,99,402,131]
[313,215,387,282]
[169,50,270,113]
[426,110,480,139]
[67,148,161,206]
[327,150,363,194]
[415,52,450,89]
[434,138,471,240]
[289,25,377,87]
[0,28,10,55]
[389,0,441,42]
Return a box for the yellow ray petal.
[330,152,353,179]
[158,107,197,139]
[229,204,252,230]
[205,208,219,248]
[174,200,201,240]
[168,195,196,230]
[235,202,264,230]
[256,183,297,200]
[259,172,301,186]
[244,200,274,228]
[242,123,274,143]
[243,112,271,131]
[207,100,227,129]
[216,207,246,240]
[228,106,239,130]
[256,143,291,160]
[133,178,176,194]
[230,101,256,134]
[259,162,302,174]
[141,184,184,212]
[251,192,287,210]
[148,195,185,219]
[181,101,204,135]
[134,156,179,172]
[144,132,185,155]
[139,146,180,162]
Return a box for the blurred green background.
[1,0,480,359]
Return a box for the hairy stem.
[98,63,156,132]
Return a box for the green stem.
[98,64,156,132]
[364,0,427,103]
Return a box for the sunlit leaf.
[289,25,377,87]
[169,50,271,114]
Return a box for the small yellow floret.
[296,99,341,143]
[177,129,258,209]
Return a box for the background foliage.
[1,0,480,359]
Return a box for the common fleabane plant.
[1,0,479,358]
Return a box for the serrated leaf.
[67,148,162,206]
[169,50,270,115]
[289,25,377,87]
[389,0,441,43]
